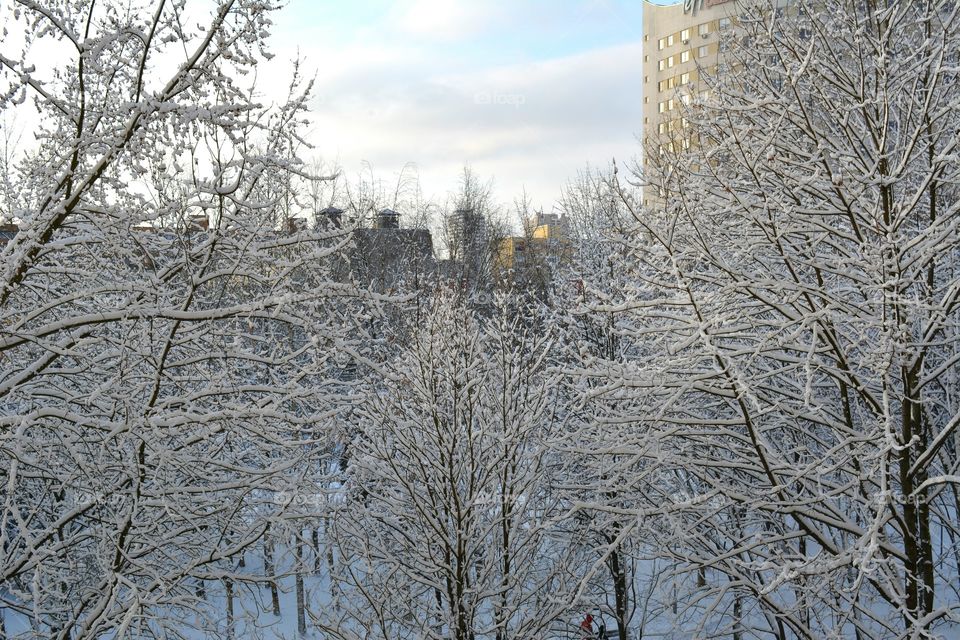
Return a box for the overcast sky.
[268,0,649,216]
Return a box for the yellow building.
[642,0,736,171]
[495,214,570,274]
[495,236,527,273]
[531,212,567,241]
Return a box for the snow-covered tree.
[574,1,960,637]
[550,167,667,640]
[322,293,586,640]
[0,1,363,636]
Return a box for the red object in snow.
[580,614,594,633]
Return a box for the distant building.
[641,0,737,206]
[495,213,570,274]
[642,0,735,148]
[642,0,797,206]
[493,213,571,303]
[445,208,486,263]
[348,208,435,292]
[441,206,500,298]
[496,237,529,273]
[531,212,568,243]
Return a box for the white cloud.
[390,0,502,41]
[260,1,644,213]
[299,41,642,211]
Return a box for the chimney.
[320,206,343,228]
[376,208,400,230]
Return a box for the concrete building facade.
[641,0,738,201]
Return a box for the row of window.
[658,72,692,93]
[658,118,692,135]
[658,45,712,71]
[656,17,731,51]
[658,24,706,50]
[658,94,694,113]
[659,138,693,155]
[654,90,712,120]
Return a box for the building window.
[699,22,709,36]
[719,17,731,30]
[667,34,674,46]
[658,59,666,71]
[668,98,675,110]
[680,72,690,85]
[681,94,691,105]
[681,50,690,63]
[698,45,709,58]
[644,96,649,103]
[658,37,666,50]
[658,122,667,134]
[644,55,649,62]
[668,56,675,68]
[681,29,690,41]
[659,101,667,113]
[659,80,668,91]
[644,75,649,83]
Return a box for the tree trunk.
[605,538,630,640]
[732,589,742,640]
[900,367,934,631]
[225,577,235,640]
[325,514,336,578]
[434,587,445,638]
[264,530,281,617]
[296,537,307,636]
[312,527,321,573]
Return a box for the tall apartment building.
[641,0,738,205]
